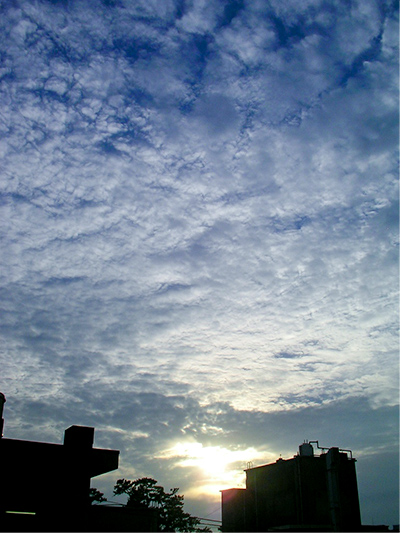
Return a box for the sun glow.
[158,441,271,496]
[172,442,241,477]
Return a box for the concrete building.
[221,441,362,532]
[0,392,158,531]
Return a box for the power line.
[202,504,222,519]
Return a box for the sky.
[0,0,398,527]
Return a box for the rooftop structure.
[0,393,120,531]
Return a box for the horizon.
[1,399,398,527]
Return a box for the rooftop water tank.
[299,442,314,456]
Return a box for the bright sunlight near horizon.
[158,442,274,497]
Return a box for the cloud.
[0,0,398,525]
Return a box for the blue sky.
[0,0,398,526]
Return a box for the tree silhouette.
[89,487,107,504]
[113,477,211,532]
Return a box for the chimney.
[0,392,6,438]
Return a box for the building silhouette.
[221,441,362,532]
[0,393,156,531]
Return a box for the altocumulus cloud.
[0,0,398,526]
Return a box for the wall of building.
[246,458,299,529]
[0,425,120,531]
[221,489,247,532]
[221,446,362,532]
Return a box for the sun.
[156,441,275,499]
[172,442,232,477]
[160,441,267,488]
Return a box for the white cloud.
[0,0,398,525]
